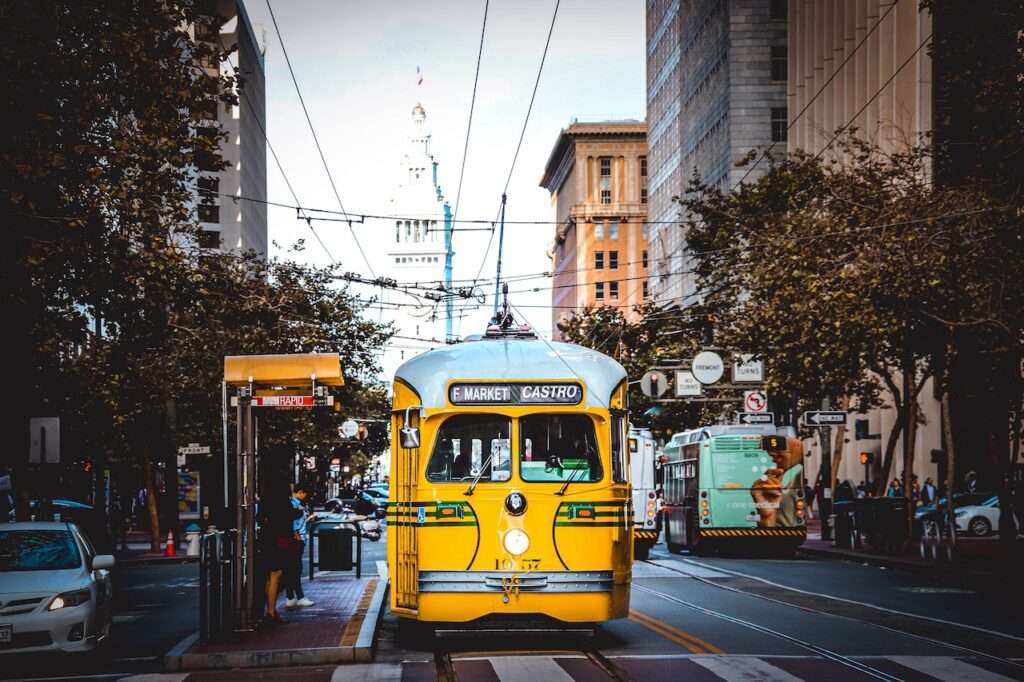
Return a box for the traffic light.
[649,372,660,396]
[859,452,873,466]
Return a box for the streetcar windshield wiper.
[556,464,584,496]
[464,453,495,496]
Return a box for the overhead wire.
[264,0,377,277]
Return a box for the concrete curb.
[798,544,998,578]
[163,578,386,671]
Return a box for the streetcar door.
[394,407,421,613]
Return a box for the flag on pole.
[416,65,423,86]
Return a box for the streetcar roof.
[669,424,797,444]
[394,337,626,409]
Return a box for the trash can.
[833,501,855,548]
[862,496,909,553]
[317,524,354,571]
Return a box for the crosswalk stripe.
[330,663,402,682]
[486,655,576,682]
[118,675,189,682]
[691,655,805,681]
[886,656,1019,681]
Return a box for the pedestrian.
[886,479,900,497]
[284,484,316,609]
[922,477,938,506]
[911,475,921,506]
[855,481,868,499]
[258,476,302,624]
[803,484,815,519]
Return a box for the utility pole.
[820,397,833,541]
[443,200,453,342]
[493,193,507,315]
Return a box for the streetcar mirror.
[400,405,421,449]
[400,426,420,449]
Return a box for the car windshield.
[519,414,602,482]
[427,414,512,482]
[0,529,81,571]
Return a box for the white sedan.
[954,496,1000,536]
[0,522,114,655]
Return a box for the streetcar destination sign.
[449,383,582,405]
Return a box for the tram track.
[639,558,1024,674]
[631,581,903,681]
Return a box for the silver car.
[0,522,114,655]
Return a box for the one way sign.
[802,411,848,426]
[738,412,774,425]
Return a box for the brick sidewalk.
[165,573,385,670]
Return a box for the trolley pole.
[493,193,507,315]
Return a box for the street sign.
[802,411,848,426]
[691,351,724,384]
[246,395,334,408]
[732,354,764,382]
[340,419,359,438]
[674,370,702,397]
[304,455,317,471]
[29,417,60,464]
[738,412,774,425]
[640,370,669,398]
[744,390,768,413]
[177,443,211,456]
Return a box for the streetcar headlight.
[503,528,530,556]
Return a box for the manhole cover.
[897,586,975,594]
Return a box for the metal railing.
[199,529,236,643]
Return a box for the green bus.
[660,425,806,556]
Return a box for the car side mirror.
[92,554,115,570]
[400,405,421,449]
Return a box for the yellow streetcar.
[387,317,632,624]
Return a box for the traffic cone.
[164,530,176,557]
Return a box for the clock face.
[503,528,530,556]
[505,492,527,516]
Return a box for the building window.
[771,46,787,82]
[600,189,611,204]
[771,107,788,142]
[595,251,604,270]
[198,203,219,223]
[770,0,787,20]
[643,250,649,269]
[198,175,219,197]
[198,228,220,249]
[641,188,648,204]
[610,281,619,300]
[595,282,605,301]
[643,281,649,299]
[609,251,619,270]
[594,222,604,240]
[640,156,647,177]
[599,157,611,176]
[396,221,401,242]
[609,221,619,240]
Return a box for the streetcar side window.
[611,416,627,483]
[519,414,602,482]
[426,414,512,482]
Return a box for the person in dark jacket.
[259,477,302,624]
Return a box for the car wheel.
[968,516,991,537]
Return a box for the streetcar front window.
[519,414,602,482]
[426,414,512,482]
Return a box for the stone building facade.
[540,122,649,340]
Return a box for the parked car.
[362,488,388,502]
[913,492,994,538]
[325,492,383,518]
[0,522,114,655]
[955,496,1000,536]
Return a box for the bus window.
[426,414,512,482]
[519,414,602,482]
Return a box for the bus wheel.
[635,543,650,561]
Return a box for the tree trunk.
[143,445,161,553]
[878,412,904,496]
[941,391,957,548]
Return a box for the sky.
[238,0,646,374]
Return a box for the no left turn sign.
[744,390,768,413]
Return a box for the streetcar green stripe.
[554,521,627,527]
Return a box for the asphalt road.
[5,531,1023,681]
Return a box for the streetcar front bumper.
[419,570,614,593]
